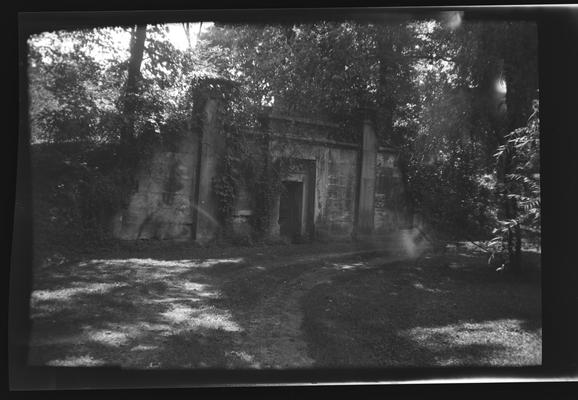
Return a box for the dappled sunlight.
[28,246,541,369]
[28,253,250,368]
[457,252,477,258]
[130,344,159,352]
[329,262,368,271]
[161,304,243,332]
[401,318,542,366]
[73,258,247,282]
[31,282,128,302]
[412,281,446,294]
[86,329,132,347]
[326,255,408,272]
[118,321,173,333]
[182,282,208,291]
[195,290,221,299]
[84,321,174,341]
[188,310,243,332]
[161,304,199,324]
[47,355,108,367]
[80,257,245,270]
[228,350,262,368]
[146,297,203,304]
[181,282,221,298]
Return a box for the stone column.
[266,137,281,238]
[356,109,377,235]
[268,194,281,237]
[193,94,226,244]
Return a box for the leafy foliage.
[27,17,540,265]
[28,25,205,243]
[200,21,418,139]
[493,99,541,251]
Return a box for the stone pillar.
[266,140,281,238]
[268,194,281,237]
[193,95,226,245]
[111,116,198,241]
[356,109,377,234]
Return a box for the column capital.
[357,106,377,126]
[190,76,240,103]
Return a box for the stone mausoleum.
[112,79,412,244]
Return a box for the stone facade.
[112,81,411,243]
[112,130,199,241]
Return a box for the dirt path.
[27,244,541,369]
[27,241,540,369]
[218,254,410,368]
[27,242,411,369]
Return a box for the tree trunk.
[183,23,192,50]
[117,25,147,205]
[376,27,395,146]
[514,223,522,267]
[120,25,147,147]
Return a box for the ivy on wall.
[212,127,245,229]
[212,123,302,241]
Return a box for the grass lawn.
[26,242,541,369]
[301,251,541,367]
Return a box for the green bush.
[31,142,131,254]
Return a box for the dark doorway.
[279,181,303,241]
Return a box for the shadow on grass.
[28,256,261,369]
[28,245,541,370]
[28,244,382,370]
[301,251,542,368]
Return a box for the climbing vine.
[212,123,301,241]
[212,126,245,229]
[250,144,283,236]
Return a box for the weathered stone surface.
[193,97,226,244]
[112,96,411,243]
[374,151,411,233]
[270,138,358,240]
[319,148,358,237]
[113,146,199,241]
[112,118,200,240]
[357,114,377,234]
[231,183,255,236]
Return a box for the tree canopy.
[26,14,540,272]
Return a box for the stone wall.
[112,80,228,242]
[317,147,359,238]
[269,131,359,240]
[112,127,200,241]
[356,114,377,234]
[374,150,411,233]
[231,184,254,237]
[192,97,226,244]
[111,89,411,243]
